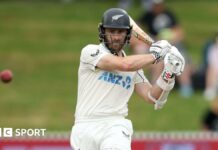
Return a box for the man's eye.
[110,30,116,34]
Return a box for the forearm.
[148,75,175,110]
[98,40,172,72]
[121,40,172,71]
[120,54,155,71]
[149,84,164,100]
[97,53,156,72]
[144,84,163,105]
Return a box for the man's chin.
[111,44,124,51]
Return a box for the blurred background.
[0,0,218,149]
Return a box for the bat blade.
[129,16,154,46]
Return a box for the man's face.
[104,28,127,53]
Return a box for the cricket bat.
[129,16,154,46]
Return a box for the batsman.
[70,8,185,150]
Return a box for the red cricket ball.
[0,69,13,83]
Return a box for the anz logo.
[98,71,131,89]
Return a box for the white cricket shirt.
[75,43,148,122]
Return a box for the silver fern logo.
[112,14,124,22]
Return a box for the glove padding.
[164,46,185,77]
[149,40,172,63]
[149,46,184,110]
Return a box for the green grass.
[128,91,210,131]
[0,1,217,131]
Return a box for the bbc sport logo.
[0,127,46,137]
[0,128,13,137]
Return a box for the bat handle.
[132,30,154,46]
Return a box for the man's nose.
[112,34,121,40]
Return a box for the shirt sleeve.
[133,69,149,84]
[80,44,109,71]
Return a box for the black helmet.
[98,8,132,46]
[101,8,131,29]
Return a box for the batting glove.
[164,46,185,77]
[149,40,172,64]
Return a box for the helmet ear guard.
[98,23,105,42]
[125,26,132,44]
